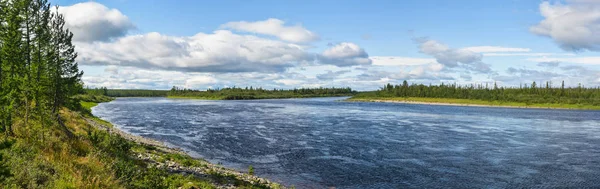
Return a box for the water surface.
[93,97,600,188]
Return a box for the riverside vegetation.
[85,87,169,97]
[168,86,355,100]
[0,0,282,188]
[350,81,600,109]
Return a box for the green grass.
[79,101,113,128]
[73,94,114,103]
[1,99,282,188]
[80,101,98,112]
[348,96,600,110]
[0,107,214,188]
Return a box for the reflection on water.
[93,97,600,188]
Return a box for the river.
[92,97,600,188]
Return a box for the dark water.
[92,97,600,188]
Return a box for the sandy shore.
[347,98,583,110]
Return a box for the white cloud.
[370,56,436,66]
[415,39,491,73]
[462,46,531,53]
[185,76,218,88]
[59,2,135,42]
[76,30,313,73]
[70,1,600,90]
[275,79,305,86]
[316,70,351,80]
[83,67,188,89]
[530,1,600,51]
[319,42,372,67]
[104,65,119,75]
[527,56,600,64]
[418,39,482,67]
[483,53,576,57]
[221,18,319,43]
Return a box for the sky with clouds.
[51,0,600,91]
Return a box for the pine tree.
[0,0,83,137]
[1,0,26,136]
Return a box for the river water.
[92,97,600,188]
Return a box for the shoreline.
[167,95,354,100]
[347,98,600,110]
[85,102,284,188]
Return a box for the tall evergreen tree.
[0,0,83,137]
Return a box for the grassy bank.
[0,99,283,188]
[348,96,600,110]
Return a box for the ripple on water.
[92,97,600,188]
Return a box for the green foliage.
[353,80,600,107]
[248,165,254,176]
[0,1,280,188]
[85,87,169,97]
[72,94,114,103]
[0,139,14,182]
[169,86,355,100]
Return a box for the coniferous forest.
[352,80,600,107]
[168,86,356,100]
[84,87,169,97]
[0,0,83,138]
[0,1,276,188]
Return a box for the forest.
[85,87,169,97]
[352,80,600,106]
[0,1,271,188]
[168,86,356,100]
[0,0,83,137]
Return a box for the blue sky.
[51,0,600,90]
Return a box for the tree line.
[168,86,355,100]
[0,0,82,136]
[85,87,168,97]
[355,80,600,106]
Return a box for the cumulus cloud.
[83,67,189,89]
[318,42,372,67]
[275,79,305,86]
[493,67,563,86]
[316,70,351,80]
[356,62,452,82]
[537,61,561,68]
[221,18,319,43]
[527,56,600,65]
[58,2,135,42]
[494,64,600,87]
[184,76,218,88]
[530,1,600,51]
[83,66,308,89]
[506,67,563,77]
[462,46,531,53]
[370,56,436,66]
[76,30,313,73]
[415,38,492,73]
[104,65,119,75]
[482,53,576,57]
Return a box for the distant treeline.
[85,87,169,97]
[354,80,600,105]
[168,86,355,100]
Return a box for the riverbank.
[83,101,284,188]
[168,94,354,100]
[347,97,600,110]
